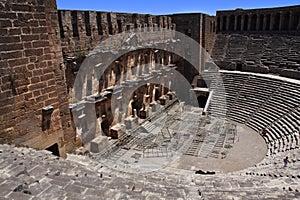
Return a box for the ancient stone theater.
[0,0,299,199]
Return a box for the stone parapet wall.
[58,10,176,54]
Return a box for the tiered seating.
[212,34,300,72]
[227,76,280,124]
[205,72,249,117]
[247,81,300,141]
[207,71,300,153]
[1,144,300,199]
[245,36,265,63]
[226,35,248,61]
[244,146,300,188]
[206,74,227,117]
[211,34,229,60]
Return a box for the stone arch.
[266,14,271,30]
[217,16,221,32]
[222,16,227,31]
[46,143,60,157]
[259,14,264,30]
[292,12,300,30]
[274,13,280,30]
[237,15,242,31]
[72,28,220,145]
[243,15,249,31]
[282,12,290,30]
[229,15,235,31]
[250,14,257,31]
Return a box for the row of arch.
[217,11,300,32]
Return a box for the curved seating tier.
[206,71,300,154]
[212,34,300,72]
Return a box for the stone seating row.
[212,34,300,72]
[207,72,300,151]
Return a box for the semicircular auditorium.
[0,0,299,199]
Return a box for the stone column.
[234,15,238,31]
[220,16,223,31]
[144,52,150,74]
[226,16,230,31]
[262,14,267,31]
[241,15,245,31]
[256,14,260,31]
[135,53,140,77]
[288,11,293,30]
[126,56,131,80]
[161,51,165,66]
[270,13,275,31]
[161,83,165,96]
[119,61,125,83]
[279,12,284,31]
[247,14,252,31]
[149,51,153,72]
[155,53,160,70]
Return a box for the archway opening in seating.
[237,62,243,71]
[237,15,242,31]
[266,14,271,31]
[229,15,235,31]
[197,94,209,108]
[283,12,290,30]
[46,143,60,157]
[250,14,257,31]
[274,13,280,30]
[222,16,227,31]
[243,15,249,31]
[259,14,264,30]
[291,12,299,30]
[217,17,221,32]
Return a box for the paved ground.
[0,143,299,199]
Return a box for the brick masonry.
[58,10,175,55]
[0,0,78,157]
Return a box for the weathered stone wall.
[170,13,216,71]
[171,14,202,44]
[203,15,216,54]
[58,10,175,55]
[65,43,193,143]
[0,0,77,156]
[216,5,300,33]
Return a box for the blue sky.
[56,0,299,15]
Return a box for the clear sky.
[56,0,299,15]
